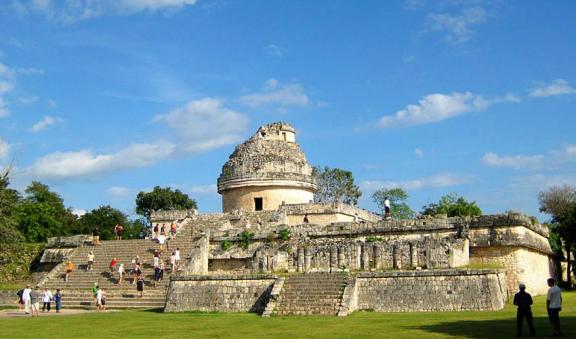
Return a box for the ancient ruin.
[39,122,553,316]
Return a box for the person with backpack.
[16,288,24,312]
[54,289,62,313]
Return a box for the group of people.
[244,217,263,230]
[91,283,107,311]
[514,278,563,337]
[16,285,62,316]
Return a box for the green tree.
[421,193,482,217]
[135,186,197,223]
[17,181,77,242]
[77,205,129,241]
[313,166,362,205]
[372,187,415,220]
[539,185,576,287]
[0,168,24,243]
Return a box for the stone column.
[361,244,370,271]
[297,248,305,273]
[330,246,338,270]
[373,245,381,270]
[410,243,418,269]
[337,247,345,269]
[304,247,312,272]
[392,244,401,269]
[253,250,261,272]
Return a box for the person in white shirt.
[546,278,562,336]
[96,287,103,311]
[22,285,32,314]
[174,248,181,270]
[157,234,166,251]
[42,287,53,312]
[384,197,391,220]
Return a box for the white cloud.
[0,80,14,94]
[361,173,472,192]
[154,97,249,154]
[415,148,424,157]
[0,137,11,162]
[187,184,218,196]
[30,115,59,132]
[107,186,132,198]
[529,79,576,97]
[239,79,310,108]
[12,0,197,21]
[71,208,87,217]
[28,140,176,179]
[264,44,287,57]
[427,7,487,43]
[0,97,9,117]
[378,92,489,128]
[483,144,576,170]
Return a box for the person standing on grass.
[92,282,98,305]
[65,260,75,282]
[547,278,563,337]
[87,251,95,271]
[22,284,32,314]
[30,286,40,317]
[513,283,535,337]
[54,289,62,313]
[41,287,53,312]
[16,288,24,312]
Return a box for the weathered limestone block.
[46,235,91,248]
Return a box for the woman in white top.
[87,251,95,271]
[117,263,126,285]
[42,287,53,312]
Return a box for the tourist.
[96,286,102,311]
[109,257,118,276]
[256,216,262,230]
[161,223,166,236]
[169,252,176,274]
[170,222,177,238]
[153,224,159,239]
[54,289,62,313]
[245,219,251,229]
[92,282,98,305]
[547,278,562,337]
[16,288,24,312]
[65,260,75,282]
[87,251,95,271]
[513,283,535,337]
[22,284,32,314]
[100,288,107,311]
[136,275,144,298]
[158,260,165,283]
[157,233,166,251]
[384,197,391,220]
[117,263,126,284]
[132,262,142,285]
[303,214,309,223]
[354,212,359,223]
[41,287,53,312]
[30,286,40,317]
[117,224,123,240]
[93,226,101,246]
[174,247,181,270]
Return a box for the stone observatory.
[217,122,316,213]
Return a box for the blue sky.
[0,0,575,220]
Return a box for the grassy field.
[0,291,573,338]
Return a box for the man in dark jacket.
[513,283,535,337]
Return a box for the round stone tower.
[217,122,316,213]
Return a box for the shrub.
[366,236,383,243]
[240,231,254,250]
[279,228,291,241]
[221,240,231,251]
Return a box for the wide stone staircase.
[273,273,348,316]
[42,225,195,309]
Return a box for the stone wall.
[469,247,551,295]
[221,185,314,213]
[281,202,381,225]
[354,269,508,312]
[164,275,276,313]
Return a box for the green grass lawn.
[1,292,573,338]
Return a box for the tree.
[0,167,24,243]
[421,193,482,217]
[77,205,130,241]
[372,187,415,219]
[313,166,362,205]
[135,186,197,223]
[17,181,77,242]
[538,185,576,287]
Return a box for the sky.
[0,0,575,220]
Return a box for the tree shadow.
[404,316,575,338]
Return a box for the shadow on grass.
[405,316,575,338]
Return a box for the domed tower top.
[217,122,316,212]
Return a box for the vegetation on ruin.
[312,166,362,205]
[221,240,232,251]
[135,186,197,224]
[0,291,574,338]
[372,187,416,219]
[279,228,291,241]
[366,236,383,243]
[240,231,255,249]
[421,193,482,217]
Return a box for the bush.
[279,229,291,241]
[366,236,383,243]
[240,231,254,250]
[221,240,231,251]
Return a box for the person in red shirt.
[109,257,118,277]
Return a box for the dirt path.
[0,308,116,318]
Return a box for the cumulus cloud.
[0,137,11,162]
[30,115,60,132]
[361,173,472,192]
[378,92,490,128]
[28,140,176,179]
[153,97,249,154]
[11,0,197,21]
[71,208,87,217]
[529,79,576,97]
[483,144,576,170]
[426,7,487,43]
[107,186,132,198]
[239,79,310,108]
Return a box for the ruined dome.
[217,122,316,212]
